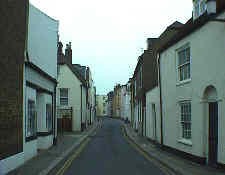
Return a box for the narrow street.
[49,118,167,175]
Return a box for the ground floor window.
[26,100,36,137]
[46,104,52,132]
[180,101,191,139]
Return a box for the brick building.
[0,2,59,173]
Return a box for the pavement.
[123,122,225,175]
[6,118,225,175]
[7,121,100,175]
[48,117,168,175]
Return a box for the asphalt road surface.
[51,118,167,175]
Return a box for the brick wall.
[0,0,28,159]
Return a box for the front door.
[208,102,218,165]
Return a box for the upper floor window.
[200,0,206,14]
[194,0,206,19]
[178,47,190,81]
[60,88,68,106]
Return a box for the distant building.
[96,95,107,116]
[107,91,114,117]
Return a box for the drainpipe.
[80,84,83,131]
[158,53,164,146]
[53,85,57,145]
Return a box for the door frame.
[152,104,157,141]
[208,102,218,165]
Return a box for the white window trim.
[26,99,36,138]
[176,44,191,85]
[59,88,69,106]
[176,78,191,86]
[178,138,192,146]
[46,103,53,132]
[178,100,192,142]
[194,0,207,19]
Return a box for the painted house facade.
[112,84,121,117]
[158,0,225,166]
[96,95,107,116]
[107,91,114,117]
[57,42,87,132]
[132,38,161,136]
[145,22,183,142]
[124,81,131,122]
[0,2,59,174]
[120,85,127,120]
[120,82,131,121]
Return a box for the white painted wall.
[25,59,55,93]
[23,87,38,162]
[160,12,225,164]
[125,93,131,121]
[57,65,83,131]
[24,140,38,162]
[28,4,59,79]
[37,93,53,149]
[146,87,161,143]
[1,152,25,174]
[37,135,53,150]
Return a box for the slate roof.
[158,0,225,53]
[58,62,86,85]
[57,45,86,85]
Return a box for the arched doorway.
[203,85,218,165]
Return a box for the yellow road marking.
[121,126,175,175]
[56,129,98,175]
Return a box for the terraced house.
[158,0,225,166]
[145,21,183,144]
[57,42,89,132]
[0,1,59,174]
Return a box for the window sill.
[37,131,53,137]
[178,139,192,146]
[176,79,191,86]
[25,135,37,142]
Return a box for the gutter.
[53,85,57,145]
[80,84,83,131]
[157,54,164,145]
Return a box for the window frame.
[60,88,69,106]
[194,0,206,19]
[46,104,53,132]
[176,45,191,84]
[26,99,37,138]
[179,101,192,140]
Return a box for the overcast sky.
[30,0,193,95]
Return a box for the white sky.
[30,0,193,95]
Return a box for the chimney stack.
[147,38,158,51]
[65,42,72,65]
[57,42,63,55]
[207,0,216,15]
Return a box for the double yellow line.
[56,130,97,175]
[121,126,175,175]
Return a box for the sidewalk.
[7,121,100,175]
[123,123,225,175]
